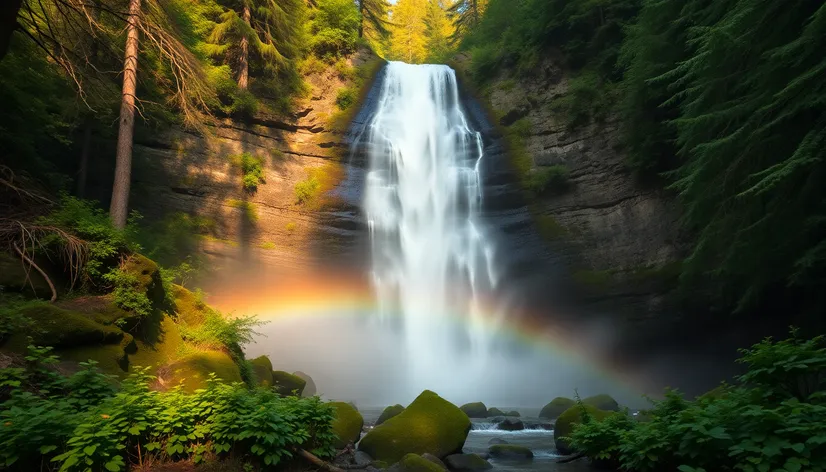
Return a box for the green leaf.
[83,445,97,456]
[104,460,121,471]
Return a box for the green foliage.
[295,175,321,204]
[227,199,259,223]
[0,348,336,471]
[229,89,259,119]
[179,308,262,359]
[309,0,361,58]
[523,165,570,198]
[231,152,266,191]
[336,87,357,110]
[552,69,618,128]
[566,330,826,472]
[103,268,154,320]
[0,296,36,341]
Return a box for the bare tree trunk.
[358,0,365,38]
[238,3,250,90]
[77,117,93,197]
[109,0,142,229]
[0,0,23,61]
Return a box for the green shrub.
[308,0,360,57]
[103,268,153,319]
[523,165,570,198]
[231,152,266,191]
[227,199,259,223]
[551,69,617,129]
[295,176,321,204]
[336,87,356,111]
[229,89,259,120]
[179,308,262,359]
[566,330,826,472]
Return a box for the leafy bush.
[229,89,259,120]
[231,152,266,191]
[179,308,262,359]
[308,0,360,58]
[103,268,154,320]
[294,176,321,204]
[523,165,570,198]
[0,347,336,471]
[567,330,826,472]
[335,87,356,110]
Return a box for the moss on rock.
[12,303,125,349]
[377,404,405,425]
[160,350,242,392]
[460,402,488,418]
[486,407,505,417]
[330,401,364,449]
[583,394,620,411]
[293,370,317,397]
[488,444,533,460]
[358,390,471,463]
[250,356,273,386]
[272,370,306,396]
[539,397,576,419]
[444,454,492,471]
[122,254,166,308]
[393,453,446,472]
[554,405,612,454]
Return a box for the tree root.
[296,449,347,472]
[14,242,57,302]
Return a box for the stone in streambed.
[496,418,524,431]
[250,356,273,386]
[422,453,448,470]
[272,370,306,396]
[488,438,508,445]
[354,451,373,468]
[554,405,613,454]
[293,370,317,396]
[504,410,520,417]
[486,407,505,417]
[358,390,471,463]
[331,401,364,449]
[444,454,492,471]
[488,445,534,460]
[539,397,575,419]
[459,402,488,418]
[377,404,405,425]
[387,454,446,472]
[583,394,620,411]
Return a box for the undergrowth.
[230,152,266,191]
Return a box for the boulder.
[488,438,508,445]
[331,401,364,449]
[554,405,612,454]
[272,370,306,396]
[250,356,273,386]
[488,445,533,460]
[160,350,242,392]
[539,397,575,419]
[293,370,317,396]
[11,303,126,349]
[459,402,488,418]
[496,418,524,431]
[583,394,620,412]
[504,411,520,417]
[358,390,471,463]
[121,254,168,309]
[486,407,505,417]
[354,451,373,468]
[444,454,492,471]
[388,454,446,472]
[377,404,405,425]
[421,453,448,470]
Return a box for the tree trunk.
[0,0,23,61]
[109,0,142,229]
[238,3,250,89]
[358,0,365,38]
[77,118,93,197]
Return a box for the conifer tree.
[424,0,454,61]
[356,0,391,41]
[389,0,428,63]
[447,0,486,41]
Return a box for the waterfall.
[363,62,499,394]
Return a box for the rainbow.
[206,272,658,403]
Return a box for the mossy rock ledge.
[160,350,242,392]
[554,405,612,454]
[388,453,446,472]
[330,401,364,449]
[539,397,576,419]
[358,390,471,464]
[250,356,273,386]
[272,370,306,396]
[377,404,405,425]
[583,394,620,411]
[5,303,126,351]
[459,402,488,418]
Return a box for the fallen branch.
[557,452,586,463]
[13,242,57,303]
[295,449,346,472]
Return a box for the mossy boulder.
[293,370,317,397]
[377,404,405,425]
[539,397,575,419]
[389,453,446,472]
[497,418,524,431]
[57,333,135,375]
[122,254,166,308]
[0,252,59,296]
[486,407,505,417]
[160,350,242,392]
[488,444,533,460]
[444,454,492,471]
[504,410,520,417]
[250,356,273,386]
[11,303,125,349]
[459,402,488,418]
[330,401,364,449]
[272,370,306,396]
[421,453,448,470]
[58,296,143,332]
[554,405,612,454]
[358,390,471,463]
[583,394,620,411]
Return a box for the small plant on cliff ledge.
[295,175,321,204]
[231,153,266,191]
[336,87,356,110]
[524,165,570,198]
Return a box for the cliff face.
[454,54,687,332]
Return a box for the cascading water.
[363,62,500,395]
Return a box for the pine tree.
[389,0,428,63]
[210,0,305,89]
[424,0,454,62]
[356,0,391,41]
[447,0,486,41]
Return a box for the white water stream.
[363,62,500,394]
